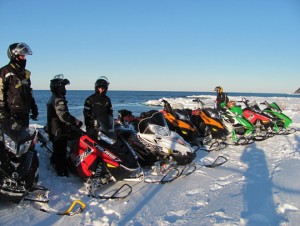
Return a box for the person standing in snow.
[83,76,112,140]
[47,74,83,177]
[0,42,38,150]
[214,86,229,112]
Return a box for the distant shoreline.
[34,89,298,95]
[33,90,299,97]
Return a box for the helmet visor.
[13,43,32,56]
[63,79,70,86]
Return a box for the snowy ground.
[0,96,300,226]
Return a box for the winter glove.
[75,119,83,128]
[30,113,38,121]
[4,114,22,131]
[24,69,31,79]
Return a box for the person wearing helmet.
[0,42,38,130]
[47,74,83,177]
[214,86,229,112]
[83,76,112,140]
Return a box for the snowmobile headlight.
[4,136,17,155]
[98,132,116,145]
[148,125,170,136]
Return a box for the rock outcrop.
[294,88,300,94]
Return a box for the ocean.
[32,90,300,127]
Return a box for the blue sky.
[1,0,299,93]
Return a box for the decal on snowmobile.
[94,144,121,162]
[73,146,94,167]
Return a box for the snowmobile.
[38,114,142,199]
[220,100,257,144]
[117,110,197,183]
[260,101,294,134]
[189,98,228,151]
[0,125,39,204]
[238,98,281,136]
[117,109,140,131]
[118,110,196,166]
[160,99,200,145]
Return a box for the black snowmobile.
[0,125,39,204]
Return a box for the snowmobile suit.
[47,94,79,176]
[216,92,229,112]
[0,63,38,127]
[83,92,113,140]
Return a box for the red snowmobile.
[38,114,142,199]
[238,98,278,137]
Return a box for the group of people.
[0,42,113,177]
[0,42,229,177]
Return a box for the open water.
[32,90,300,127]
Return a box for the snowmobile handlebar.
[260,101,268,105]
[235,98,250,106]
[192,98,205,110]
[192,98,204,105]
[241,97,249,103]
[160,99,168,104]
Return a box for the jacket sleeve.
[107,98,113,116]
[0,69,7,112]
[83,96,94,128]
[54,97,77,125]
[30,88,38,116]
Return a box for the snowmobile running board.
[88,183,133,200]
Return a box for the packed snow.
[0,95,300,226]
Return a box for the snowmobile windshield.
[174,110,190,121]
[138,112,171,136]
[205,108,221,120]
[4,128,33,157]
[249,101,261,112]
[270,102,282,112]
[97,114,116,144]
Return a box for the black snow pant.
[51,137,68,176]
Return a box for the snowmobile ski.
[24,185,86,216]
[202,155,228,168]
[34,199,86,216]
[276,127,299,135]
[23,186,49,203]
[144,163,197,184]
[88,183,133,200]
[236,136,255,145]
[198,140,227,152]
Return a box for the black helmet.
[50,74,70,96]
[95,76,110,93]
[7,42,32,60]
